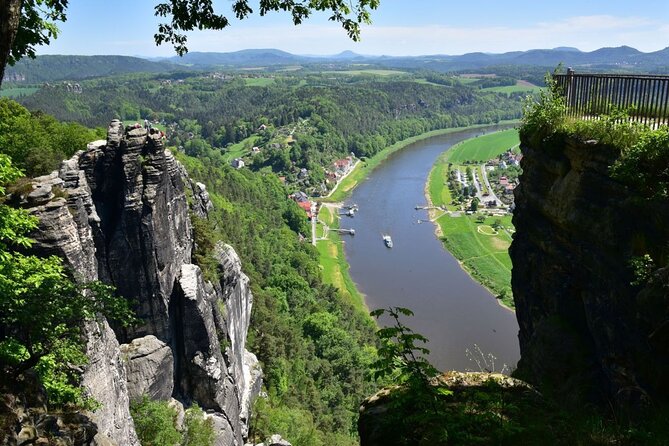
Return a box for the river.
[343,126,520,372]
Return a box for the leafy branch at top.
[154,0,380,56]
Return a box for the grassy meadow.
[428,129,519,307]
[444,128,519,163]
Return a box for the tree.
[0,154,135,405]
[0,0,68,88]
[0,0,380,88]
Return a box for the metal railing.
[554,69,669,127]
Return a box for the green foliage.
[0,98,104,176]
[519,73,566,146]
[0,155,135,408]
[191,214,220,283]
[18,72,523,183]
[8,0,68,66]
[131,397,182,446]
[629,254,657,286]
[610,126,669,199]
[131,399,215,446]
[250,397,325,446]
[370,307,443,392]
[175,151,378,442]
[154,0,380,55]
[183,405,215,446]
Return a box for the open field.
[0,86,39,98]
[444,128,519,163]
[321,69,408,76]
[414,78,449,87]
[433,213,514,307]
[222,135,261,162]
[427,161,458,212]
[316,205,367,315]
[483,80,543,94]
[321,121,519,203]
[428,129,519,308]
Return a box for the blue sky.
[39,1,669,57]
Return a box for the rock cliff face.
[20,121,260,444]
[511,135,669,406]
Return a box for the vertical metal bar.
[662,79,669,126]
[631,77,639,123]
[642,79,650,126]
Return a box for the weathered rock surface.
[511,135,669,406]
[0,374,99,446]
[120,335,174,401]
[16,121,261,445]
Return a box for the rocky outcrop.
[120,335,174,401]
[0,373,99,446]
[358,371,542,446]
[511,135,669,406]
[17,121,261,444]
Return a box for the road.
[479,165,505,208]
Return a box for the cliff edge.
[511,134,669,406]
[13,121,261,445]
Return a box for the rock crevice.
[20,121,261,445]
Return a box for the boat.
[383,234,393,248]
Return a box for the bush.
[130,397,182,446]
[183,405,215,446]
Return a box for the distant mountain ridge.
[4,46,668,83]
[3,55,179,83]
[157,45,669,71]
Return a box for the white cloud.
[177,14,669,56]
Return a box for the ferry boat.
[383,234,393,248]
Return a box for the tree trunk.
[0,0,23,89]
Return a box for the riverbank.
[316,123,519,316]
[320,121,519,203]
[426,130,519,308]
[315,204,368,316]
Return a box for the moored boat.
[383,234,393,248]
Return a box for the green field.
[427,161,458,211]
[483,82,543,94]
[456,77,481,85]
[321,69,408,77]
[316,205,367,315]
[427,129,519,308]
[0,87,39,98]
[244,77,275,87]
[222,135,261,162]
[444,128,519,163]
[434,213,514,307]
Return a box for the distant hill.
[3,55,180,83]
[154,45,669,72]
[4,46,667,84]
[163,48,304,66]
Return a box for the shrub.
[130,397,182,446]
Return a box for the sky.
[38,1,669,57]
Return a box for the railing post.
[566,67,575,114]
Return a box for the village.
[447,147,521,216]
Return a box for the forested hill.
[4,45,667,85]
[153,45,669,72]
[3,55,180,83]
[16,72,523,195]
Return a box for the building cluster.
[325,156,355,184]
[289,191,315,220]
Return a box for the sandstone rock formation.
[511,135,669,406]
[14,121,260,444]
